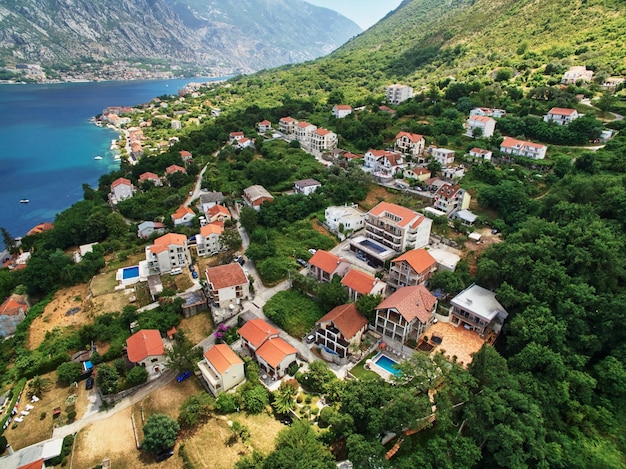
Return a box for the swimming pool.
[374,354,401,376]
[122,266,139,280]
[359,238,388,254]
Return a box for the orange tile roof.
[149,244,169,254]
[341,269,378,295]
[334,105,352,110]
[200,223,223,236]
[309,250,341,275]
[111,177,131,188]
[501,136,546,150]
[18,459,44,469]
[256,337,297,368]
[470,147,491,155]
[206,263,248,290]
[230,131,244,137]
[316,128,332,136]
[317,303,368,340]
[166,164,186,175]
[172,205,195,220]
[204,344,243,374]
[436,184,462,198]
[297,121,313,128]
[548,107,577,115]
[259,120,272,125]
[396,131,424,142]
[26,222,54,236]
[0,295,29,316]
[369,201,421,227]
[154,233,187,247]
[469,115,494,123]
[412,167,431,176]
[208,204,230,217]
[376,285,437,324]
[280,116,296,122]
[392,249,436,275]
[139,171,160,182]
[238,318,279,348]
[179,150,192,157]
[126,329,164,363]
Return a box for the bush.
[125,366,148,388]
[67,411,76,421]
[57,361,83,386]
[215,393,238,414]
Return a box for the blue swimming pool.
[374,354,401,376]
[122,266,139,280]
[359,238,388,254]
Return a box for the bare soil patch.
[360,185,393,211]
[178,312,213,345]
[311,218,335,240]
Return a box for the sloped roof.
[368,201,422,228]
[172,205,195,220]
[208,204,230,217]
[333,104,352,110]
[166,164,186,175]
[548,107,577,115]
[243,185,273,203]
[206,263,248,290]
[0,294,29,316]
[200,223,224,236]
[341,269,378,295]
[256,337,297,368]
[238,318,279,348]
[309,250,341,275]
[436,184,462,198]
[392,249,436,275]
[126,329,164,363]
[139,172,159,182]
[111,177,131,188]
[294,178,321,188]
[317,303,368,340]
[200,191,224,204]
[26,222,54,236]
[154,232,187,247]
[376,285,437,324]
[204,344,243,374]
[396,131,424,142]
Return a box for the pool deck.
[421,322,485,367]
[369,352,402,382]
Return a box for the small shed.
[468,232,482,243]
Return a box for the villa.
[543,107,580,125]
[433,184,471,216]
[386,84,413,104]
[165,164,186,175]
[294,178,322,195]
[243,185,274,211]
[364,201,433,252]
[126,329,165,374]
[500,137,547,160]
[110,177,134,204]
[387,249,437,291]
[195,223,224,257]
[315,304,369,362]
[449,284,508,341]
[198,344,245,396]
[145,233,190,275]
[171,205,196,227]
[341,269,387,302]
[465,115,496,138]
[238,318,297,379]
[308,250,350,283]
[205,263,249,310]
[138,172,162,186]
[395,131,425,158]
[332,104,353,119]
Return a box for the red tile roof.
[206,263,248,290]
[179,150,192,157]
[0,294,29,316]
[256,337,297,368]
[334,105,352,110]
[395,131,424,142]
[204,344,243,374]
[309,250,341,275]
[376,285,437,324]
[172,205,195,220]
[392,249,436,275]
[111,177,131,188]
[280,116,296,122]
[259,120,272,125]
[436,184,462,198]
[238,318,279,348]
[548,107,577,115]
[154,233,187,247]
[26,222,54,236]
[200,223,223,236]
[126,329,164,363]
[317,303,368,340]
[501,136,545,150]
[18,459,44,469]
[316,128,332,136]
[139,172,160,182]
[341,269,378,295]
[166,164,186,175]
[207,204,230,218]
[469,115,494,123]
[369,201,422,227]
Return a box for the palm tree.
[272,381,297,415]
[28,375,52,399]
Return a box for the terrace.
[418,322,485,367]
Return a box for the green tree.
[316,279,349,311]
[272,380,298,415]
[27,375,52,399]
[215,392,238,414]
[164,331,203,374]
[0,227,18,254]
[142,414,180,453]
[242,385,269,414]
[221,228,242,251]
[355,293,382,323]
[239,206,259,233]
[178,393,215,428]
[263,420,335,469]
[298,360,338,395]
[125,366,148,387]
[56,361,83,386]
[96,363,120,395]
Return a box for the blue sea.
[0,77,223,248]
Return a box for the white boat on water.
[20,199,29,204]
[94,155,103,160]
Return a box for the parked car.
[308,248,317,255]
[297,258,308,267]
[233,255,245,265]
[305,334,316,344]
[156,449,174,462]
[177,371,192,383]
[85,377,94,390]
[192,271,198,279]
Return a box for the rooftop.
[341,269,379,295]
[126,329,164,363]
[238,318,279,348]
[206,263,248,290]
[451,284,508,322]
[377,285,437,324]
[317,303,368,340]
[392,249,436,275]
[256,337,297,368]
[204,344,243,374]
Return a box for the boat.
[20,199,29,204]
[94,156,103,160]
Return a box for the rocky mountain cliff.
[0,0,361,74]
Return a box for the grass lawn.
[91,270,119,296]
[263,289,325,338]
[178,311,213,345]
[349,351,381,380]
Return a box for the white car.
[308,248,317,255]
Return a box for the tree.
[316,279,348,311]
[125,366,148,387]
[27,375,52,399]
[427,159,442,175]
[221,228,242,251]
[356,294,382,323]
[227,420,251,445]
[239,206,258,233]
[346,433,389,469]
[272,380,298,415]
[242,384,269,414]
[142,414,180,453]
[164,331,203,374]
[215,392,238,414]
[96,363,120,395]
[263,420,335,469]
[57,361,83,386]
[595,92,617,112]
[0,227,18,254]
[178,393,215,428]
[298,360,338,395]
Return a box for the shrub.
[215,393,238,414]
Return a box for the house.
[324,204,367,237]
[199,344,245,396]
[395,131,425,157]
[386,84,413,104]
[403,167,431,182]
[441,165,465,181]
[364,201,433,252]
[199,191,224,213]
[543,107,580,125]
[379,152,407,177]
[110,177,134,204]
[257,120,273,133]
[561,66,594,85]
[341,269,386,302]
[26,222,54,236]
[165,164,186,176]
[206,204,231,223]
[309,128,338,156]
[239,318,279,352]
[315,304,369,360]
[454,209,478,226]
[468,147,493,162]
[294,178,321,196]
[374,285,438,345]
[500,137,547,160]
[138,172,162,186]
[236,137,255,149]
[242,185,274,211]
[205,263,249,309]
[433,184,471,216]
[431,148,456,166]
[465,115,496,138]
[450,284,508,339]
[255,337,297,379]
[137,221,166,239]
[171,119,181,130]
[332,104,353,119]
[229,131,245,143]
[195,223,224,257]
[388,249,437,291]
[308,250,350,282]
[171,205,196,227]
[0,294,29,338]
[126,329,165,372]
[145,233,190,275]
[295,121,317,145]
[364,149,390,170]
[470,107,507,118]
[179,150,193,162]
[279,116,298,135]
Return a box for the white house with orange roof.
[315,303,369,362]
[238,318,279,353]
[332,104,352,119]
[279,116,298,135]
[257,120,273,133]
[365,201,433,252]
[388,249,437,291]
[198,344,245,396]
[171,205,196,227]
[308,250,350,283]
[308,128,338,156]
[229,131,245,143]
[394,131,425,157]
[243,185,274,211]
[205,263,249,310]
[341,269,386,302]
[434,184,471,216]
[236,137,255,149]
[468,147,492,162]
[543,107,580,125]
[145,233,190,275]
[374,285,438,345]
[179,150,193,163]
[110,177,134,204]
[196,223,224,257]
[166,164,187,176]
[138,172,162,187]
[206,204,231,223]
[126,329,165,374]
[295,121,317,144]
[199,191,224,213]
[500,137,547,159]
[465,115,496,138]
[255,337,298,378]
[364,149,392,171]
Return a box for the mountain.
[0,0,361,74]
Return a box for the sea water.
[0,77,222,248]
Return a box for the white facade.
[543,107,580,125]
[325,204,367,235]
[332,105,352,119]
[294,179,321,195]
[386,84,413,104]
[465,115,496,138]
[199,344,245,396]
[500,137,547,160]
[145,233,190,275]
[365,202,433,252]
[431,148,456,166]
